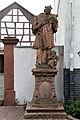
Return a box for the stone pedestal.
[31,68,58,108]
[2,37,19,106]
[24,68,67,119]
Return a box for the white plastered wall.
[14,47,36,104]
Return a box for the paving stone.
[0,106,24,120]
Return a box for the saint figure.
[32,5,58,65]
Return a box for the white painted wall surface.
[53,46,64,102]
[14,46,64,104]
[72,0,80,68]
[64,0,72,69]
[14,47,36,104]
[58,0,80,69]
[56,0,66,46]
[57,0,74,69]
[57,0,68,68]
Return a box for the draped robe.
[32,13,58,64]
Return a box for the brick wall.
[73,69,80,99]
[64,69,70,103]
[64,69,80,103]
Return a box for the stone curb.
[67,115,79,120]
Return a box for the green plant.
[64,99,80,119]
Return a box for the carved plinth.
[24,68,67,119]
[24,107,67,119]
[31,68,58,108]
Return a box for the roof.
[0,2,34,24]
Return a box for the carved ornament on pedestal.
[31,68,58,108]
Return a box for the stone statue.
[24,6,67,119]
[32,5,58,68]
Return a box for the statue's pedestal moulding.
[24,67,67,119]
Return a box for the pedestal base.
[24,68,67,119]
[31,68,58,108]
[24,105,67,119]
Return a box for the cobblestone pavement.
[0,106,25,120]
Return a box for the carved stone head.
[44,5,52,14]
